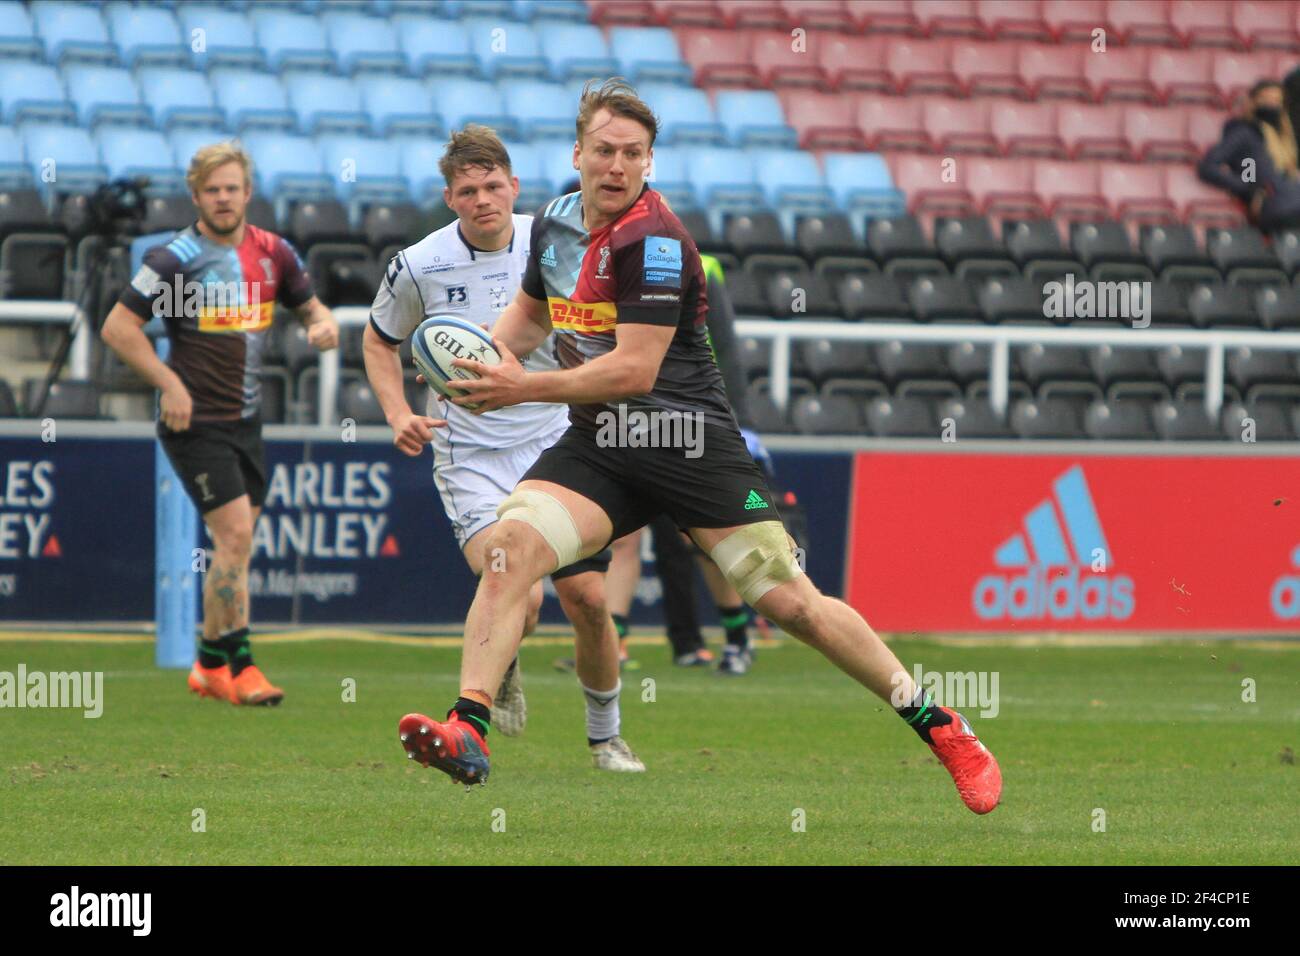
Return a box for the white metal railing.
[0,302,90,378]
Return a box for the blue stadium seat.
[395,16,475,77]
[0,61,74,124]
[0,126,31,188]
[105,3,187,68]
[715,91,797,149]
[0,1,46,60]
[284,72,370,134]
[390,0,445,12]
[822,153,906,232]
[751,149,832,210]
[463,18,547,81]
[96,127,184,192]
[429,77,517,139]
[397,138,446,201]
[511,0,590,23]
[64,64,151,127]
[504,80,577,140]
[608,27,692,86]
[20,123,107,194]
[241,132,333,200]
[646,148,695,209]
[444,0,515,19]
[503,140,551,208]
[251,10,334,73]
[535,140,578,194]
[357,76,441,137]
[31,1,116,65]
[639,84,725,146]
[176,6,264,71]
[323,12,405,74]
[209,69,295,131]
[318,134,409,202]
[136,67,224,130]
[534,22,618,83]
[686,147,763,212]
[168,127,230,172]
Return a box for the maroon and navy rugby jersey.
[520,183,736,430]
[118,223,314,423]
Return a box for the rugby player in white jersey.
[362,126,643,772]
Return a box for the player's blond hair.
[575,77,660,148]
[186,141,254,194]
[439,124,513,186]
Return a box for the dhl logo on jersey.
[197,300,274,333]
[549,298,617,333]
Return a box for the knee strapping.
[495,489,583,572]
[708,521,803,606]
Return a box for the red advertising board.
[845,453,1300,633]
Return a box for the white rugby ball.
[411,315,501,411]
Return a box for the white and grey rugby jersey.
[369,213,569,453]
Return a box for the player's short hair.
[439,124,513,186]
[575,77,659,149]
[1250,79,1282,98]
[186,141,253,194]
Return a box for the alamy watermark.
[1043,274,1151,329]
[0,665,103,718]
[594,404,704,459]
[891,664,1000,719]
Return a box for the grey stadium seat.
[1152,399,1225,440]
[339,378,386,425]
[791,394,865,434]
[865,394,936,437]
[1084,397,1157,440]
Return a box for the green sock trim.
[611,615,629,639]
[905,693,935,726]
[720,610,749,629]
[198,642,229,661]
[462,714,490,736]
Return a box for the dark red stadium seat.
[1212,50,1281,106]
[779,90,863,149]
[675,28,759,87]
[922,96,996,154]
[1186,106,1227,154]
[848,0,920,35]
[779,0,854,33]
[1233,0,1299,52]
[650,0,725,27]
[750,29,827,89]
[1019,42,1090,100]
[1106,0,1179,47]
[976,0,1052,42]
[856,93,929,151]
[1083,44,1157,102]
[966,156,1046,221]
[1098,162,1178,222]
[1148,47,1220,105]
[1034,159,1107,220]
[1168,0,1240,50]
[914,0,986,38]
[990,99,1065,157]
[587,1,655,26]
[887,37,962,96]
[1041,0,1109,44]
[818,34,892,92]
[887,152,977,219]
[1163,164,1245,228]
[950,40,1028,98]
[715,0,786,29]
[1124,103,1196,162]
[1057,101,1130,159]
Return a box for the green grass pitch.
[2,634,1297,865]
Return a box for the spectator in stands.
[1198,79,1300,231]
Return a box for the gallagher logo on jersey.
[644,236,681,287]
[972,465,1135,621]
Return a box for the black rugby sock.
[896,689,953,744]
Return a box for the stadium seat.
[141,194,194,234]
[177,5,264,70]
[32,1,116,65]
[0,128,30,188]
[989,100,1064,158]
[799,340,876,383]
[318,135,408,203]
[674,27,758,88]
[1010,393,1086,439]
[168,127,232,174]
[22,378,102,419]
[395,16,475,77]
[654,1,727,28]
[1233,1,1300,52]
[644,148,693,210]
[105,3,187,68]
[855,93,928,152]
[1072,220,1151,283]
[779,0,855,33]
[1211,50,1280,106]
[868,214,945,272]
[64,64,151,128]
[1088,338,1163,387]
[1085,397,1158,439]
[0,61,73,124]
[949,40,1026,99]
[285,73,370,135]
[865,393,936,437]
[1223,397,1294,441]
[640,84,725,145]
[607,26,693,85]
[726,212,788,258]
[750,28,827,89]
[1018,42,1089,101]
[817,33,891,93]
[796,212,861,261]
[1204,227,1285,285]
[887,38,962,97]
[323,12,405,75]
[977,0,1053,42]
[838,273,912,321]
[888,153,976,220]
[251,11,335,73]
[136,68,224,130]
[1033,159,1107,221]
[1107,0,1179,47]
[1147,280,1194,325]
[208,69,295,132]
[1153,399,1225,440]
[1255,284,1300,329]
[1141,223,1217,285]
[847,0,920,35]
[714,91,796,149]
[686,147,762,213]
[910,274,983,322]
[339,379,387,425]
[979,276,1045,323]
[1057,102,1129,160]
[751,149,831,213]
[768,269,841,319]
[716,0,786,30]
[1187,283,1258,327]
[1169,0,1239,50]
[744,388,795,434]
[397,138,448,202]
[1148,48,1220,106]
[873,338,951,385]
[463,18,548,81]
[966,156,1045,222]
[777,90,862,151]
[822,153,905,226]
[915,0,986,39]
[96,128,183,192]
[1124,103,1196,163]
[792,394,865,435]
[1015,337,1095,387]
[356,76,440,137]
[0,1,43,60]
[0,184,64,299]
[1227,346,1299,391]
[362,202,422,251]
[1084,44,1157,103]
[20,123,106,195]
[937,393,1016,437]
[535,21,618,82]
[430,78,515,140]
[241,132,333,200]
[923,96,997,155]
[503,80,577,140]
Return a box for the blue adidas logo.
[540,244,557,268]
[972,465,1135,621]
[1270,545,1300,618]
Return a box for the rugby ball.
[410,315,502,411]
